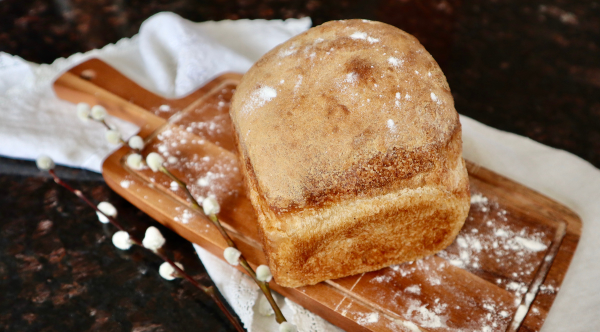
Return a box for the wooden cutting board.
[53,59,581,332]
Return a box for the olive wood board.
[53,58,581,332]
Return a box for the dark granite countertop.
[1,0,599,331]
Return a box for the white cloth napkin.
[1,12,599,332]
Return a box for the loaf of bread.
[230,19,470,288]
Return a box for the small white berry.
[90,105,107,121]
[76,103,91,121]
[36,155,55,171]
[257,294,274,316]
[223,247,241,266]
[96,212,109,223]
[202,196,220,216]
[126,153,143,170]
[105,129,121,145]
[128,135,144,150]
[146,152,165,172]
[97,201,117,223]
[112,231,132,250]
[256,265,273,282]
[142,226,165,251]
[159,262,184,280]
[279,322,297,332]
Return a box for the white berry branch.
[76,102,296,332]
[146,152,289,326]
[36,155,245,332]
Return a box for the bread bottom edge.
[264,184,470,288]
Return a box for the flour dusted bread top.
[231,20,460,212]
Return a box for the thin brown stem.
[47,169,245,332]
[160,167,287,323]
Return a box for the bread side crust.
[267,178,469,287]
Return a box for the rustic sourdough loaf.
[230,19,470,287]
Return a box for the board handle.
[52,58,243,139]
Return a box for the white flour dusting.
[345,72,358,84]
[513,304,527,322]
[438,190,551,305]
[470,193,489,204]
[294,75,303,90]
[241,86,277,115]
[148,125,242,206]
[407,303,446,328]
[350,31,380,43]
[197,171,224,187]
[371,274,393,283]
[387,119,396,131]
[399,320,421,332]
[174,209,193,224]
[355,312,379,325]
[515,236,548,252]
[388,57,404,67]
[278,46,297,57]
[405,285,421,295]
[430,92,439,103]
[120,180,131,188]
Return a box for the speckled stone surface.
[0,161,238,332]
[1,0,599,331]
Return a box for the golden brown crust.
[231,19,470,287]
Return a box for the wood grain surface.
[53,59,581,332]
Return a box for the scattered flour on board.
[405,285,421,295]
[371,274,393,283]
[355,312,379,325]
[197,171,225,187]
[150,126,242,204]
[470,193,489,205]
[407,302,446,328]
[120,180,131,188]
[174,209,193,224]
[399,320,421,332]
[515,236,548,252]
[438,191,550,294]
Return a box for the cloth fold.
[1,12,598,332]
